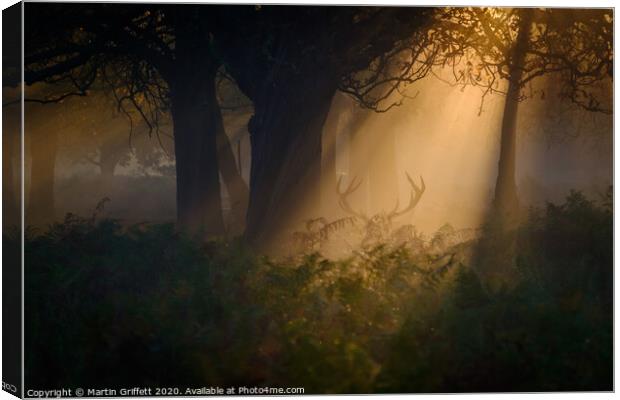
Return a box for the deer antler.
[388,173,425,220]
[337,176,368,222]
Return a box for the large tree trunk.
[214,103,249,235]
[492,9,533,226]
[27,127,58,226]
[169,36,225,236]
[245,76,339,249]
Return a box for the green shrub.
[21,189,612,392]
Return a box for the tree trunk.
[169,55,225,237]
[245,77,339,249]
[214,102,249,235]
[492,9,533,226]
[27,127,58,226]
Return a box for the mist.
[11,69,610,247]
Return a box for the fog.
[11,70,612,240]
[315,73,612,238]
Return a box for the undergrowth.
[16,189,612,392]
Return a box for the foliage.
[377,189,613,392]
[434,8,612,114]
[517,188,613,309]
[21,190,612,392]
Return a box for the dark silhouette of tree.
[213,6,440,247]
[22,4,246,236]
[22,5,447,245]
[433,7,612,225]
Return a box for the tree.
[434,7,612,226]
[214,73,252,234]
[23,4,246,236]
[15,82,78,226]
[23,5,445,245]
[214,6,439,248]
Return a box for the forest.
[2,4,613,393]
